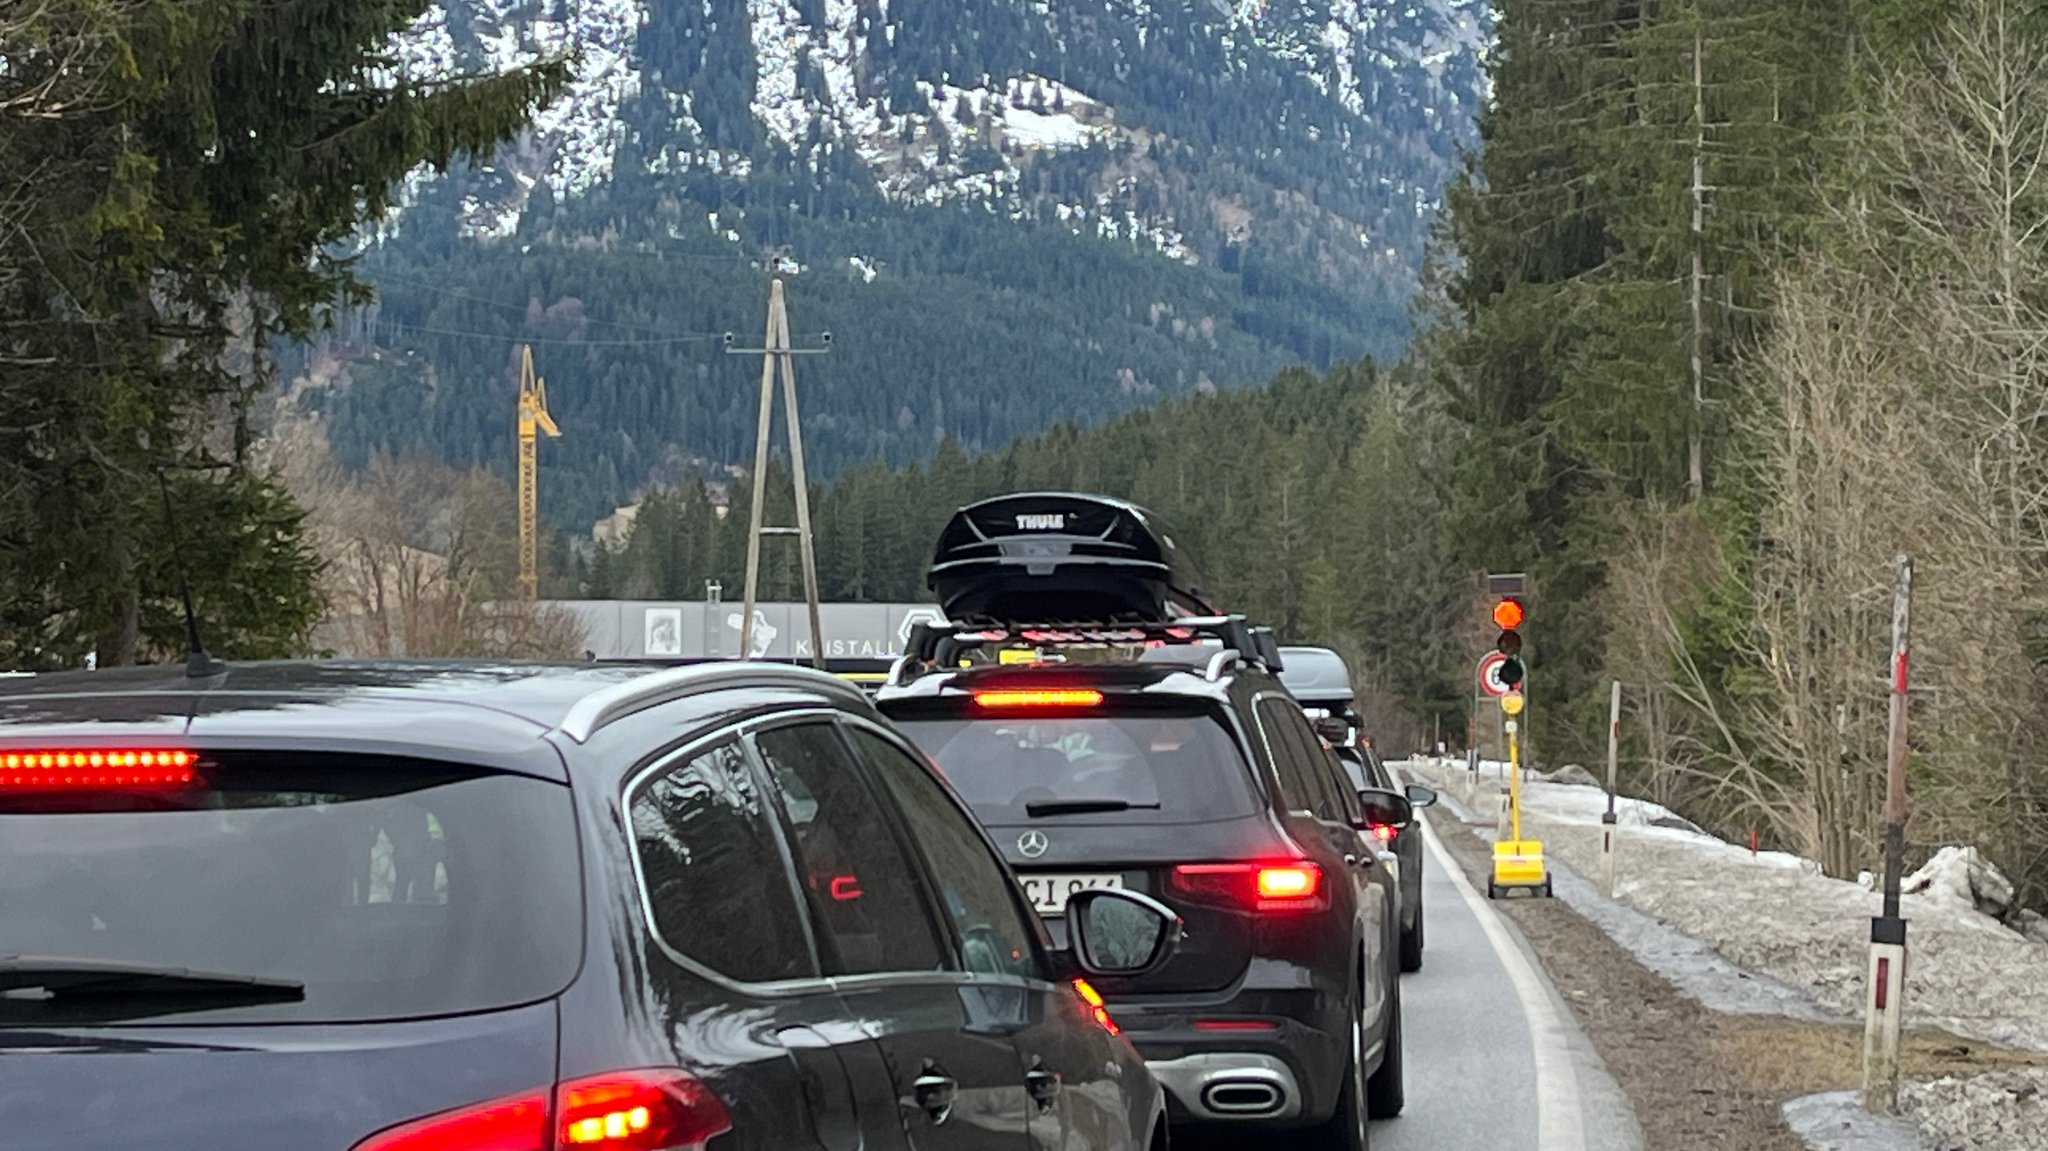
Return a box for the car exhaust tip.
[1200,1080,1286,1116]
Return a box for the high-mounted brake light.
[971,688,1104,709]
[350,1069,730,1151]
[1073,978,1121,1036]
[0,749,198,790]
[1170,861,1327,911]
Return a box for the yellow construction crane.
[517,344,561,600]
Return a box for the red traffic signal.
[1492,598,1525,630]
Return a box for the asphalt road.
[1187,795,1643,1151]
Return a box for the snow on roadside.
[1901,1067,2048,1151]
[1406,758,2048,1056]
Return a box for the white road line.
[1420,813,1587,1151]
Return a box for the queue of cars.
[0,490,1432,1151]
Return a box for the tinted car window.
[632,739,815,984]
[0,755,581,1025]
[753,723,945,977]
[893,707,1259,826]
[1258,698,1340,819]
[850,727,1043,981]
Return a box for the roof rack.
[889,615,1276,687]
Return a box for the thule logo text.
[1015,513,1066,531]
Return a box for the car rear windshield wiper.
[1025,798,1164,817]
[0,957,305,1006]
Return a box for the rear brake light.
[1255,865,1321,902]
[1369,823,1396,844]
[1170,861,1326,911]
[0,749,198,790]
[350,1070,730,1151]
[1073,978,1121,1036]
[350,1091,548,1151]
[558,1070,730,1148]
[972,688,1104,709]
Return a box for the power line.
[363,269,733,340]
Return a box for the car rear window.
[0,753,582,1025]
[892,705,1260,826]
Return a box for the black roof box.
[927,492,1220,624]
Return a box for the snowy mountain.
[314,0,1489,528]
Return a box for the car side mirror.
[1404,783,1439,809]
[1354,787,1414,832]
[1065,889,1183,978]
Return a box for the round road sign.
[1476,651,1512,697]
[1501,691,1525,716]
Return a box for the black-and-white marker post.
[1862,554,1912,1113]
[1601,679,1620,899]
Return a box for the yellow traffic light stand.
[1489,696,1552,899]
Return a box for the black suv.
[1280,647,1438,973]
[876,493,1409,1151]
[0,660,1177,1151]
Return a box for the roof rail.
[556,662,869,744]
[1203,648,1241,682]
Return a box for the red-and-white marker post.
[1863,554,1913,1113]
[1601,680,1620,899]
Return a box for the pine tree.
[0,0,569,666]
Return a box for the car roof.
[0,660,875,778]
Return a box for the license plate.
[1021,873,1124,915]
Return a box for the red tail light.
[1073,977,1121,1036]
[351,1091,548,1151]
[1170,861,1326,911]
[558,1070,730,1148]
[351,1070,730,1151]
[1369,823,1396,844]
[972,688,1104,709]
[0,749,198,790]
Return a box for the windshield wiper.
[0,957,305,1006]
[1025,798,1163,817]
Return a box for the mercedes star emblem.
[1017,830,1050,859]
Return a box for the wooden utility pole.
[1862,554,1913,1112]
[728,277,828,668]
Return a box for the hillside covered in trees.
[1432,0,2048,910]
[286,0,1488,529]
[594,359,1471,744]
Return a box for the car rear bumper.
[1143,1052,1303,1123]
[1115,992,1346,1126]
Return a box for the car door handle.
[1027,1066,1062,1110]
[913,1069,958,1123]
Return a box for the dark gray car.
[1279,647,1436,974]
[0,661,1175,1151]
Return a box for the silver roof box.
[1278,646,1353,704]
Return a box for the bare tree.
[1634,0,2048,898]
[270,425,586,661]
